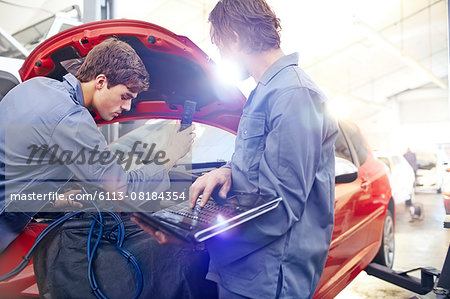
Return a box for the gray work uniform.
[0,73,169,252]
[206,53,338,298]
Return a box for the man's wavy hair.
[209,0,281,53]
[76,38,149,93]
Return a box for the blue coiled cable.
[87,201,143,299]
[0,200,143,299]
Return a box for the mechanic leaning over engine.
[0,38,194,253]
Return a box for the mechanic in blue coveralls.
[132,0,339,298]
[0,38,194,253]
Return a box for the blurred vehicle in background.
[415,151,442,193]
[12,5,82,51]
[0,27,28,101]
[375,153,415,205]
[0,5,82,102]
[0,27,28,61]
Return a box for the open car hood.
[19,19,245,133]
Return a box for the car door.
[338,121,389,252]
[315,121,374,297]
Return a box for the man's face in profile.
[93,76,137,121]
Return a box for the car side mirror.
[335,157,358,184]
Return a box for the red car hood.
[19,19,245,133]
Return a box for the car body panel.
[3,20,392,298]
[0,27,28,100]
[0,223,47,297]
[443,190,450,214]
[0,57,23,101]
[19,19,246,133]
[0,57,24,82]
[314,122,392,298]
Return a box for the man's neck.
[80,81,95,110]
[244,48,285,82]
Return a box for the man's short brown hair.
[209,0,281,53]
[76,38,149,93]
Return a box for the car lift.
[365,215,450,298]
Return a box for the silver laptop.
[127,193,282,243]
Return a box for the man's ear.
[95,74,107,90]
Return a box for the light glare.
[216,60,241,85]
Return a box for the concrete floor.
[335,192,450,299]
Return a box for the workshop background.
[0,0,449,298]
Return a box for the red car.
[315,121,395,298]
[0,20,394,298]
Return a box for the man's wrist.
[164,160,176,171]
[164,153,178,171]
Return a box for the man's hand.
[189,167,232,208]
[131,213,187,246]
[164,121,196,171]
[53,189,83,209]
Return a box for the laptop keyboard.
[163,198,246,225]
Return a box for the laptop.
[125,193,282,243]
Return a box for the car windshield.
[105,118,359,182]
[0,32,26,59]
[107,119,235,171]
[13,17,55,50]
[13,16,79,51]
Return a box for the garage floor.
[335,192,450,299]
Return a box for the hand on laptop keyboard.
[189,167,232,208]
